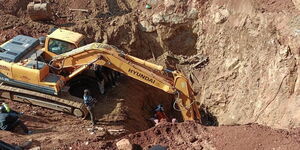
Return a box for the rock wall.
[195,0,300,129]
[109,0,300,129]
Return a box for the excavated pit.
[1,0,300,149]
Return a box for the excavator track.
[0,84,88,117]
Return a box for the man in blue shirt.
[83,89,96,126]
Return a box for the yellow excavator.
[0,28,201,121]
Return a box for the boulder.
[292,0,300,11]
[213,8,230,24]
[116,138,133,150]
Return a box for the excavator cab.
[43,28,85,60]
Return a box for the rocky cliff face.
[105,0,300,129]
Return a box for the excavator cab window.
[48,38,76,55]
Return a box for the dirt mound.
[124,122,300,150]
[127,122,300,150]
[126,122,212,150]
[64,121,300,150]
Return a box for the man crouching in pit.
[83,89,96,126]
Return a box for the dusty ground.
[2,109,300,150]
[1,0,300,149]
[0,77,173,149]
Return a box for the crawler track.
[0,84,88,117]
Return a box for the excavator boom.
[51,43,201,121]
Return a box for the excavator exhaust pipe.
[27,0,52,21]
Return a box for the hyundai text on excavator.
[0,28,201,121]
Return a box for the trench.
[60,14,219,132]
[66,22,218,132]
[84,73,219,133]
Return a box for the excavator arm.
[50,43,201,121]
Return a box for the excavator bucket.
[173,73,201,121]
[27,1,52,21]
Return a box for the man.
[83,89,96,126]
[0,104,31,134]
[102,66,117,88]
[150,104,168,126]
[150,104,177,126]
[94,65,105,95]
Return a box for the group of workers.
[0,66,175,134]
[94,65,121,94]
[82,65,121,126]
[92,65,175,126]
[0,66,121,133]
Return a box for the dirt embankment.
[125,0,300,129]
[64,121,300,150]
[123,122,300,150]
